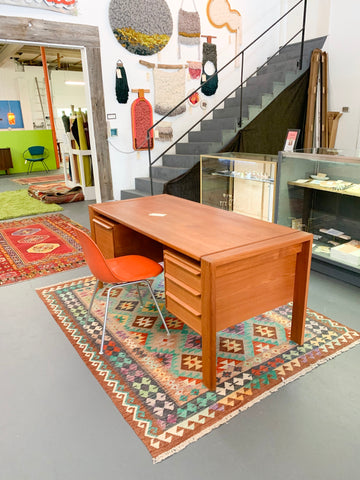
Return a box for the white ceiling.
[0,44,82,71]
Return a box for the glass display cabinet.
[200,153,278,222]
[275,150,360,286]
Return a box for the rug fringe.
[153,337,360,464]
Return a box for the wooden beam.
[139,59,187,69]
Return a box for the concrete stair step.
[258,57,299,76]
[189,129,236,144]
[120,189,147,200]
[246,70,288,89]
[162,154,200,168]
[200,117,237,131]
[213,106,241,120]
[278,36,326,56]
[176,141,223,155]
[248,105,262,119]
[151,165,189,181]
[135,177,167,195]
[261,93,274,109]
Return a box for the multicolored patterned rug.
[37,275,360,463]
[12,174,65,185]
[28,182,84,204]
[0,214,88,286]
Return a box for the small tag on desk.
[149,213,167,217]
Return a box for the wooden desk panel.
[89,195,312,390]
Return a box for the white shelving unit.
[63,133,95,200]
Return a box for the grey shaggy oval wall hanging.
[109,0,173,56]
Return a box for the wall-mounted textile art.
[201,41,218,96]
[131,89,154,151]
[178,0,201,58]
[207,0,242,66]
[155,121,173,142]
[187,60,202,80]
[0,0,77,14]
[109,0,173,56]
[153,68,187,116]
[115,60,129,104]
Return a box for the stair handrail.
[146,0,307,195]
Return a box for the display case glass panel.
[276,151,360,283]
[200,153,278,221]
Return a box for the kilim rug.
[0,214,88,286]
[37,275,360,464]
[12,174,65,185]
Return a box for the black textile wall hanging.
[115,60,129,104]
[201,37,218,96]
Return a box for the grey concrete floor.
[0,171,359,480]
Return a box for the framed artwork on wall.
[0,101,24,129]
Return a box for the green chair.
[23,146,50,174]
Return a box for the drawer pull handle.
[167,292,201,317]
[165,273,201,296]
[165,255,201,275]
[93,218,113,230]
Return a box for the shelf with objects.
[200,153,279,221]
[275,149,360,287]
[62,107,95,201]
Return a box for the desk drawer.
[166,292,202,334]
[164,249,202,333]
[164,249,201,291]
[92,215,117,259]
[165,273,201,312]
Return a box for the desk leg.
[291,239,312,344]
[201,260,217,391]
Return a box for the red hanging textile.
[131,89,154,151]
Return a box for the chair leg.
[100,284,117,355]
[99,279,170,355]
[136,283,144,306]
[41,161,49,173]
[86,279,99,321]
[144,279,170,335]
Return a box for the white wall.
[1,0,358,197]
[324,1,360,154]
[0,60,86,134]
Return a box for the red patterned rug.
[0,214,88,286]
[37,275,360,463]
[12,174,65,185]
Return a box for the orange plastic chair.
[73,226,170,354]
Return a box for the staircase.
[121,36,326,200]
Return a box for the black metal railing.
[147,0,307,195]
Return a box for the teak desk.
[89,194,313,390]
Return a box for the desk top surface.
[90,194,309,260]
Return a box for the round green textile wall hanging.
[109,0,173,56]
